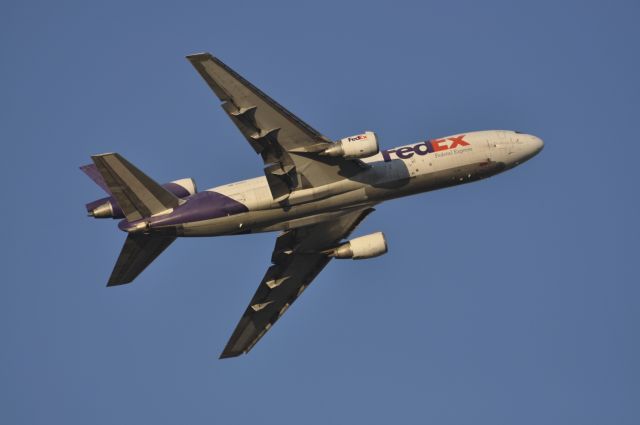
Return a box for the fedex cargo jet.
[82,53,543,358]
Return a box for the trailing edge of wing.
[219,207,375,358]
[186,53,365,198]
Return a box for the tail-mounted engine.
[86,177,197,219]
[321,131,379,159]
[329,231,388,260]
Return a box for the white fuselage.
[176,130,543,237]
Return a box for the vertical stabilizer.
[80,163,112,194]
[91,153,180,222]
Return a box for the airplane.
[81,52,544,359]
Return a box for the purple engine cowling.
[86,178,197,218]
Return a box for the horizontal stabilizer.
[108,233,176,286]
[91,153,180,221]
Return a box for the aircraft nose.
[509,133,544,167]
[530,135,544,154]
[519,134,544,161]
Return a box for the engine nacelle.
[165,178,197,198]
[331,231,388,260]
[322,131,379,159]
[86,177,198,218]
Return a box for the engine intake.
[322,131,379,159]
[331,231,388,260]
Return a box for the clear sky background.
[1,1,638,424]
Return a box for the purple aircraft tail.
[81,163,197,219]
[80,163,112,195]
[82,154,184,285]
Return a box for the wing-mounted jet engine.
[81,163,197,219]
[321,131,379,159]
[329,231,388,259]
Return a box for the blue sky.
[1,1,638,423]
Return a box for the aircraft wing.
[220,207,374,358]
[186,53,364,201]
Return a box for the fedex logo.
[381,135,470,162]
[347,135,367,142]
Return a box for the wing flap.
[187,53,327,149]
[186,53,364,199]
[220,254,330,358]
[219,207,375,358]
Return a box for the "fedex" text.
[380,135,470,162]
